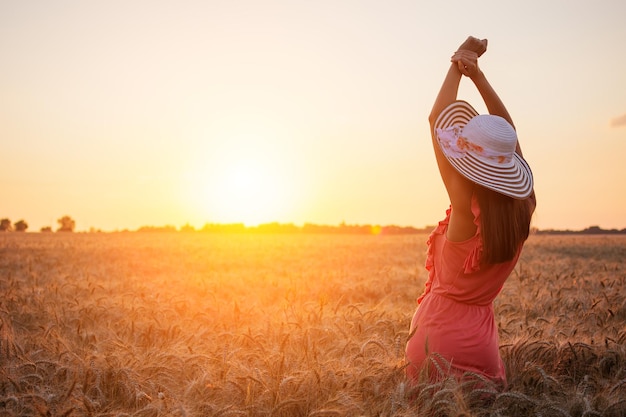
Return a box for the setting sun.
[208,158,289,226]
[183,134,295,227]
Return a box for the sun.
[211,158,287,225]
[184,137,295,226]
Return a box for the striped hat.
[434,100,533,199]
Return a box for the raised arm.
[429,37,487,129]
[428,63,462,136]
[429,65,477,240]
[428,62,468,209]
[428,39,487,241]
[452,47,534,204]
[428,39,487,188]
[452,48,523,156]
[471,72,514,128]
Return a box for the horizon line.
[5,222,626,235]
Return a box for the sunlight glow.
[184,133,295,226]
[210,159,286,225]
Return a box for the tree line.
[2,216,625,235]
[137,222,434,235]
[535,225,626,235]
[135,223,626,235]
[0,216,75,233]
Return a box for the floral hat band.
[436,125,513,164]
[434,100,534,199]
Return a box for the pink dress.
[405,197,520,385]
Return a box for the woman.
[405,37,536,386]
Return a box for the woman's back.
[406,201,515,384]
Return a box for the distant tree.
[40,226,53,233]
[180,223,196,233]
[136,225,177,233]
[14,220,28,232]
[201,223,246,233]
[0,218,12,232]
[57,216,76,232]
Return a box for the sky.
[1,0,625,232]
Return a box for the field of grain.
[0,232,624,416]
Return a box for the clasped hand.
[452,36,487,78]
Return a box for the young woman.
[405,37,536,386]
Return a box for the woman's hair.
[474,185,535,264]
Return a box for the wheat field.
[0,232,624,416]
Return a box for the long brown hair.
[474,185,535,264]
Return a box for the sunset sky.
[2,0,625,232]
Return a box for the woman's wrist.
[449,61,464,78]
[470,70,487,84]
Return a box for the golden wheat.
[0,233,624,416]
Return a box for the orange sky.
[2,1,625,232]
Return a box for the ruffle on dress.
[417,196,483,305]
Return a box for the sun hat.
[434,100,534,199]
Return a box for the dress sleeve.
[417,206,451,305]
